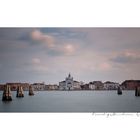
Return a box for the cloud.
[30,30,79,56]
[59,44,78,56]
[68,28,140,52]
[111,50,140,64]
[31,58,48,73]
[32,58,41,64]
[63,44,76,54]
[44,43,79,57]
[30,29,54,47]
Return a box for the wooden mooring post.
[117,86,122,95]
[2,85,12,101]
[135,87,140,96]
[29,85,34,96]
[16,85,24,97]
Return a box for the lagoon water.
[0,90,140,112]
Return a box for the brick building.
[121,80,140,90]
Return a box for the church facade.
[59,74,81,90]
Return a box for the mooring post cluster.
[117,86,122,95]
[29,85,34,96]
[16,85,24,97]
[2,85,12,101]
[135,87,140,96]
[2,84,34,101]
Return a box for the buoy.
[135,87,140,96]
[117,86,122,95]
[16,85,24,97]
[29,85,34,96]
[2,85,12,101]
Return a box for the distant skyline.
[0,28,140,84]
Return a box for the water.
[0,90,140,112]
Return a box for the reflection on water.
[0,90,139,112]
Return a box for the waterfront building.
[21,83,30,91]
[89,82,96,90]
[121,80,140,90]
[73,81,81,90]
[89,81,103,90]
[32,82,45,91]
[103,81,119,90]
[0,84,4,91]
[59,73,81,90]
[6,83,29,91]
[82,84,90,90]
[6,83,21,90]
[45,84,59,90]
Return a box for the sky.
[0,28,140,84]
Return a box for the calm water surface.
[0,90,139,112]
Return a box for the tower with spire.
[65,73,73,90]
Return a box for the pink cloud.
[30,29,54,47]
[124,51,140,59]
[62,44,78,55]
[30,30,80,56]
[32,58,41,64]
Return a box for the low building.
[59,73,81,90]
[32,82,45,91]
[121,80,140,90]
[0,84,4,91]
[89,82,96,90]
[103,81,119,90]
[59,81,66,90]
[45,84,59,90]
[6,83,20,90]
[21,83,30,91]
[89,81,103,90]
[82,84,90,90]
[73,81,81,90]
[6,83,29,91]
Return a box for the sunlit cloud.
[32,58,41,64]
[30,29,54,47]
[64,44,75,53]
